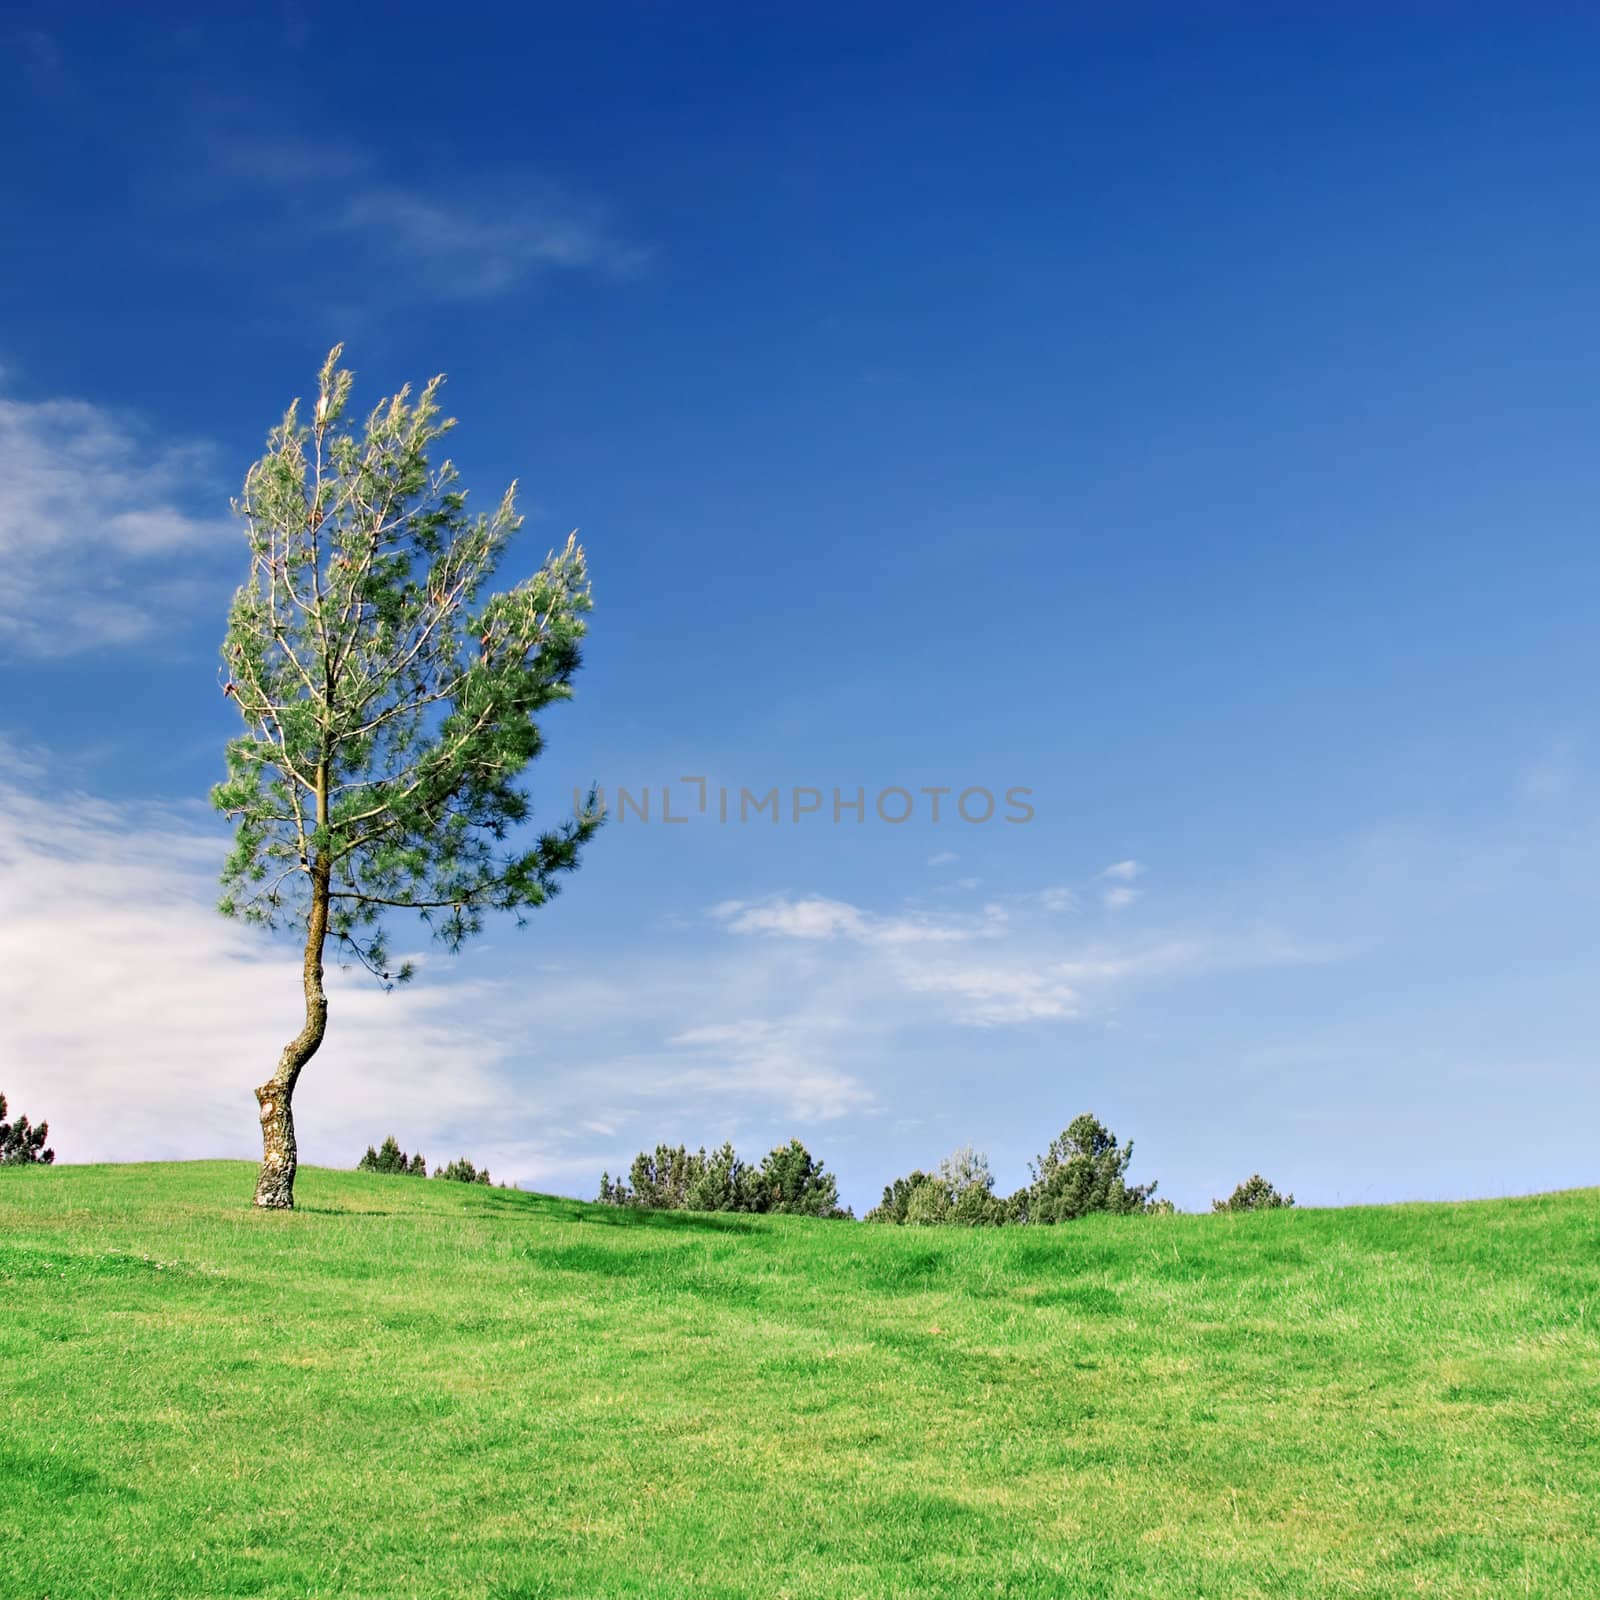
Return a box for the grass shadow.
[536,1199,765,1234]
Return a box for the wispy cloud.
[336,186,645,299]
[0,766,879,1186]
[0,746,1335,1192]
[219,136,646,303]
[712,894,1003,946]
[711,888,1320,1028]
[665,1021,874,1121]
[0,774,513,1163]
[0,389,227,655]
[1028,885,1077,913]
[899,961,1082,1025]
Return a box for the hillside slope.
[3,1162,1597,1598]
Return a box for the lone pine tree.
[213,348,599,1209]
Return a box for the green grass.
[3,1163,1597,1598]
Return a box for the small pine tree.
[866,1170,926,1224]
[0,1093,54,1166]
[1021,1113,1156,1223]
[435,1157,491,1185]
[749,1139,849,1218]
[903,1177,953,1226]
[357,1135,427,1175]
[599,1137,846,1217]
[628,1144,693,1209]
[865,1147,1006,1226]
[1212,1174,1294,1212]
[685,1142,750,1213]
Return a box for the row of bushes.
[9,1089,1289,1220]
[357,1136,495,1186]
[597,1114,1293,1223]
[598,1138,848,1217]
[867,1116,1159,1226]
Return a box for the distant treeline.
[599,1138,848,1218]
[598,1114,1293,1222]
[352,1114,1293,1219]
[357,1137,497,1187]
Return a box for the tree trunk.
[254,850,331,1210]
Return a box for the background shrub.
[868,1146,1008,1226]
[435,1157,492,1186]
[869,1123,1158,1227]
[0,1092,54,1166]
[357,1136,426,1176]
[1019,1113,1157,1223]
[1213,1175,1294,1212]
[600,1138,848,1217]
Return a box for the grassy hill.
[3,1163,1597,1598]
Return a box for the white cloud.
[712,894,996,947]
[708,888,1320,1029]
[713,895,869,941]
[900,962,1082,1025]
[665,1021,874,1121]
[220,137,645,304]
[0,776,515,1167]
[0,389,227,655]
[336,186,646,299]
[0,769,882,1188]
[1101,859,1146,881]
[0,758,1331,1194]
[1030,885,1077,913]
[927,850,958,866]
[1102,885,1141,910]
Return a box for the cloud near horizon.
[0,764,885,1185]
[218,135,647,304]
[709,891,1324,1027]
[0,759,1331,1190]
[0,389,228,656]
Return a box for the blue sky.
[2,5,1597,1212]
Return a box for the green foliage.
[356,1135,425,1176]
[0,1092,54,1166]
[904,1178,953,1226]
[869,1133,1163,1229]
[867,1146,1008,1226]
[434,1157,492,1186]
[864,1168,934,1224]
[212,346,601,986]
[749,1138,850,1217]
[1019,1113,1158,1224]
[1213,1174,1294,1212]
[600,1138,848,1218]
[602,1144,711,1211]
[683,1141,750,1213]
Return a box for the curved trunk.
[255,851,331,1210]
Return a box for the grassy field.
[2,1163,1597,1598]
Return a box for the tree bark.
[255,831,331,1209]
